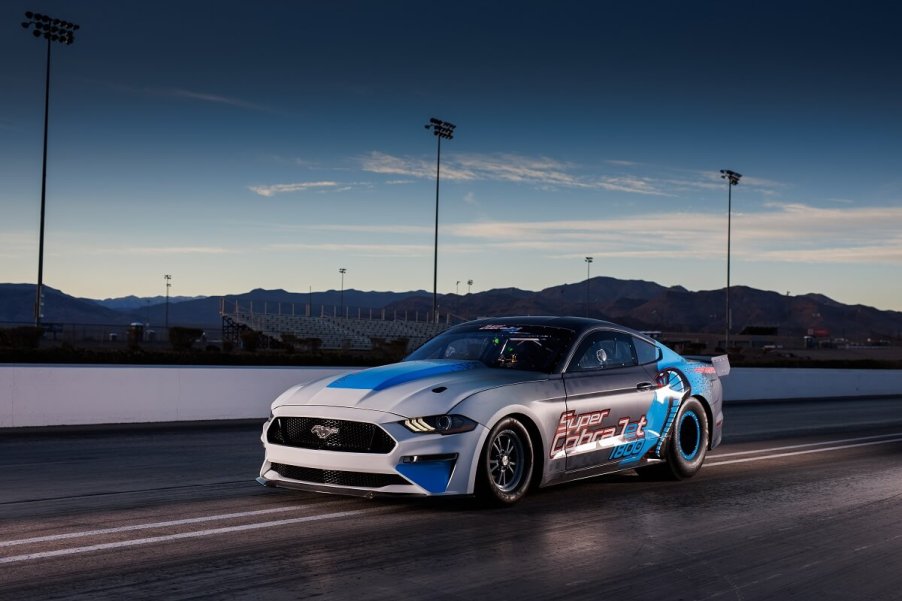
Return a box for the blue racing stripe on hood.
[327,360,482,391]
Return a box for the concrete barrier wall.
[723,368,902,401]
[0,365,350,428]
[1,364,901,428]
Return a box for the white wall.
[0,365,350,428]
[724,367,902,402]
[1,364,901,428]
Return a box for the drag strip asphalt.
[2,396,902,600]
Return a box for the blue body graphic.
[327,360,481,391]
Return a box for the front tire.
[476,417,534,506]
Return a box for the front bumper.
[258,405,487,498]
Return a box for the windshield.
[405,324,575,373]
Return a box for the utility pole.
[424,117,456,322]
[720,169,742,350]
[164,274,172,330]
[21,11,80,326]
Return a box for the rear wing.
[685,354,731,378]
[711,354,731,377]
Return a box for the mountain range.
[1,279,901,341]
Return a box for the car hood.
[271,360,549,418]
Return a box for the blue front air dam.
[327,360,482,391]
[396,455,458,494]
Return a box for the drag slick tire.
[477,416,534,506]
[640,397,709,481]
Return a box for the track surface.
[3,397,902,600]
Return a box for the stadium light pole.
[424,117,455,323]
[584,257,593,318]
[338,268,347,318]
[21,11,80,327]
[720,169,742,350]
[467,279,473,294]
[164,275,172,330]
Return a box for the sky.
[1,1,901,310]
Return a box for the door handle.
[637,382,656,391]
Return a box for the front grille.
[267,417,396,453]
[270,462,408,488]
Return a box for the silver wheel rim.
[489,429,525,493]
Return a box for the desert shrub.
[0,326,43,349]
[169,327,203,351]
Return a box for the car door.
[559,329,658,472]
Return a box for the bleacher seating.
[223,305,452,351]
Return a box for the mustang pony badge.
[311,424,339,440]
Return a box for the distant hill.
[0,284,129,324]
[1,280,901,341]
[88,294,207,311]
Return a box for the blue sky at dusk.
[2,1,901,310]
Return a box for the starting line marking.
[0,509,371,565]
[0,506,308,548]
[710,431,902,459]
[706,436,902,467]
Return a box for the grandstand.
[220,300,452,352]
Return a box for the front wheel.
[476,417,534,506]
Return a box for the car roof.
[455,315,650,340]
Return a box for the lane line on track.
[710,431,902,459]
[0,509,375,565]
[0,506,309,548]
[705,437,902,467]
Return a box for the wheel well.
[509,413,544,489]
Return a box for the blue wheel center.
[678,411,701,460]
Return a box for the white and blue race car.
[258,316,729,505]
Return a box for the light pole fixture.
[338,268,347,318]
[467,279,473,295]
[21,11,80,327]
[720,169,742,350]
[164,275,172,330]
[584,257,593,318]
[456,280,460,295]
[424,117,456,323]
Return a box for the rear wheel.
[640,397,709,480]
[477,417,534,506]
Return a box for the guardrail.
[1,365,901,428]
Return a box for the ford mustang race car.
[258,316,729,505]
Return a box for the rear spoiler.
[685,354,731,377]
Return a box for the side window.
[633,337,660,365]
[569,330,637,372]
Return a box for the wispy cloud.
[162,88,273,112]
[308,224,432,235]
[361,151,682,195]
[95,80,280,114]
[267,242,432,257]
[106,246,237,256]
[249,181,340,197]
[361,151,477,181]
[445,203,902,265]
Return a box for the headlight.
[402,414,478,435]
